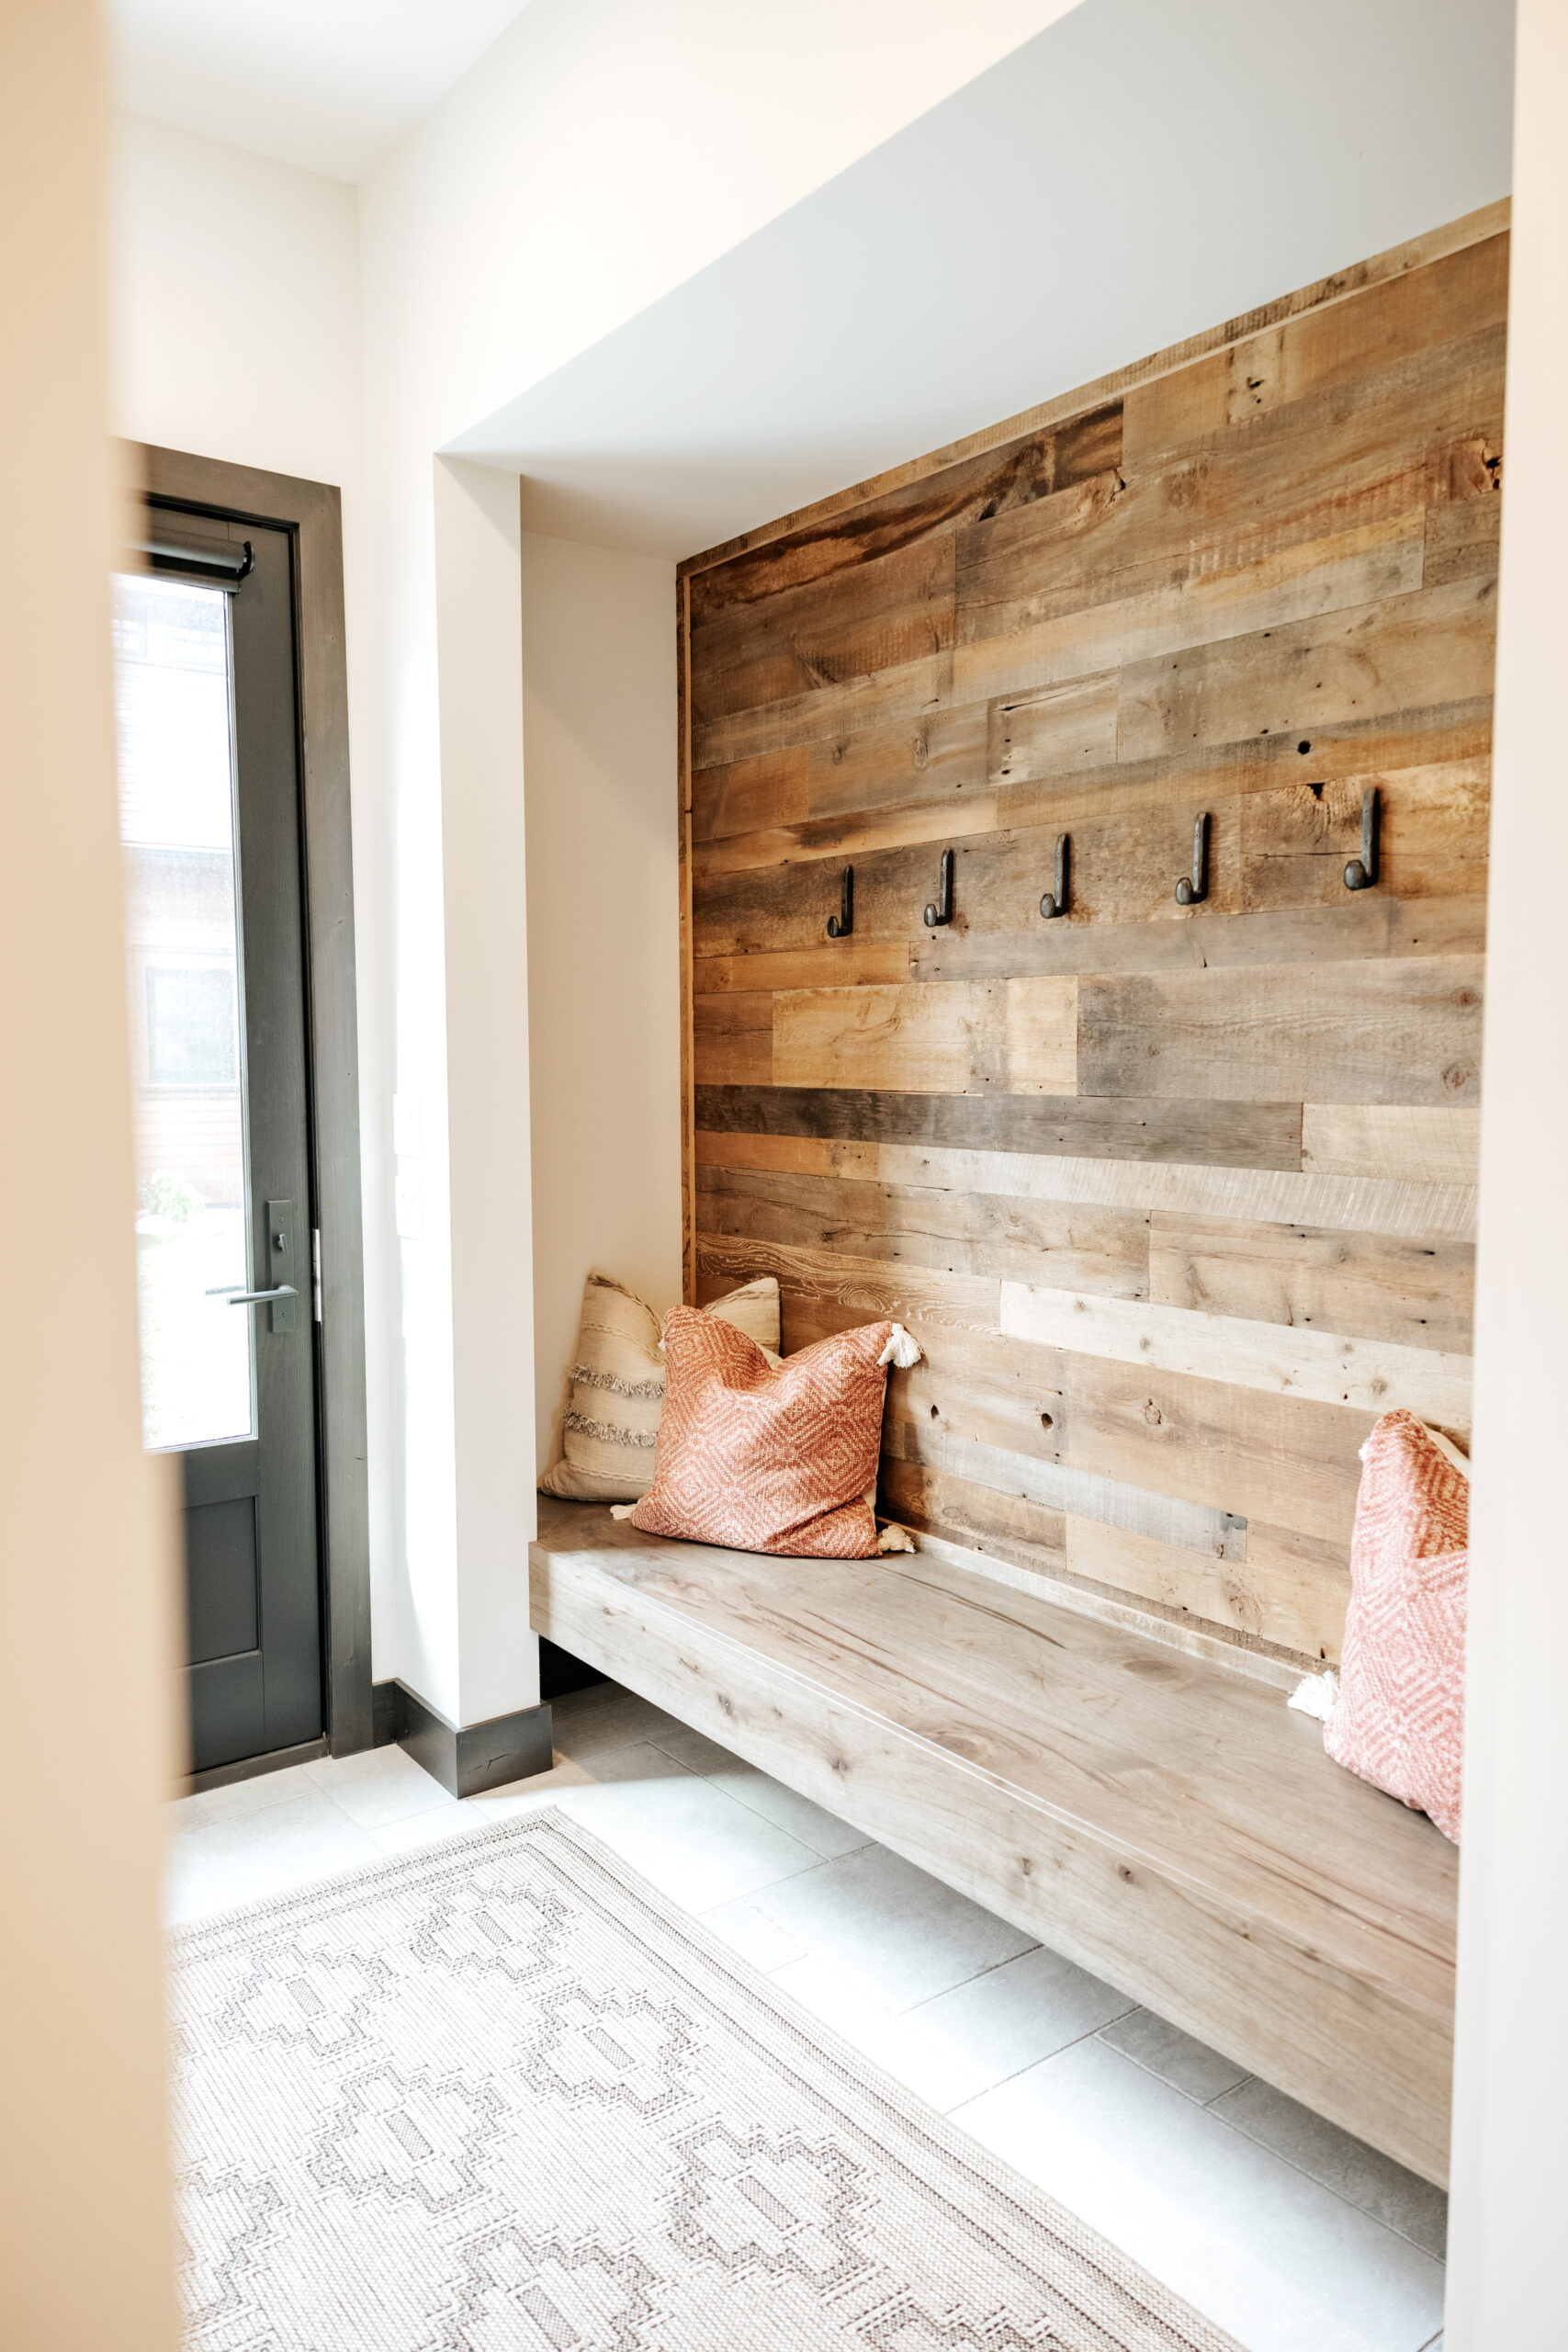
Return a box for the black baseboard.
[372,1678,554,1799]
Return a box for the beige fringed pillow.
[537,1270,781,1502]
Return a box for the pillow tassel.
[878,1324,923,1370]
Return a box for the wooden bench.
[530,1495,1458,2185]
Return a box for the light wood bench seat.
[530,1495,1457,2185]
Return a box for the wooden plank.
[1302,1102,1482,1184]
[912,895,1488,983]
[697,1162,1149,1296]
[878,1453,1066,1577]
[1075,956,1483,1106]
[1000,1282,1472,1432]
[1148,1210,1474,1353]
[694,702,988,844]
[694,650,950,773]
[533,1503,1458,2183]
[955,512,1426,706]
[1424,487,1502,586]
[1004,975,1078,1092]
[678,572,695,1300]
[694,1231,1000,1340]
[693,1080,1303,1171]
[771,980,1031,1095]
[691,990,772,1087]
[1063,1516,1326,1658]
[885,1416,1246,1561]
[693,943,912,995]
[692,535,955,725]
[1244,1521,1354,1665]
[682,198,1506,582]
[1240,758,1488,910]
[962,323,1503,651]
[1120,232,1508,466]
[1117,576,1497,763]
[687,408,1121,616]
[694,1117,1478,1244]
[693,792,1000,879]
[987,673,1119,783]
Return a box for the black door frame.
[130,443,373,1773]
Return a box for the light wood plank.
[1148,1210,1474,1354]
[693,943,912,995]
[885,1417,1245,1560]
[1302,1102,1482,1184]
[912,895,1488,983]
[1063,1515,1334,1659]
[694,1231,1000,1337]
[1000,1282,1472,1431]
[772,981,1009,1094]
[1004,975,1078,1092]
[1076,956,1483,1107]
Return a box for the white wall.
[522,533,682,1473]
[1,6,178,2344]
[1446,2,1568,2342]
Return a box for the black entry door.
[116,514,322,1772]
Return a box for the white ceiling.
[110,0,536,182]
[448,0,1515,561]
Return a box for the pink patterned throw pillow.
[627,1307,915,1557]
[1323,1409,1469,1843]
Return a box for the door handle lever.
[208,1284,298,1306]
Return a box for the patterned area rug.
[171,1809,1238,2351]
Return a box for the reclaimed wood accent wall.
[677,205,1505,1673]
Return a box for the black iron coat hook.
[1343,787,1379,891]
[1039,834,1069,920]
[1175,812,1210,905]
[924,847,954,928]
[827,865,853,937]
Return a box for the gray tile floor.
[168,1679,1449,2352]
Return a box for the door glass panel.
[113,572,254,1449]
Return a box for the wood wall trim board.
[532,1504,1457,2182]
[693,1084,1303,1173]
[678,201,1507,581]
[999,1282,1473,1432]
[1076,956,1483,1107]
[679,571,696,1300]
[696,1124,1477,1243]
